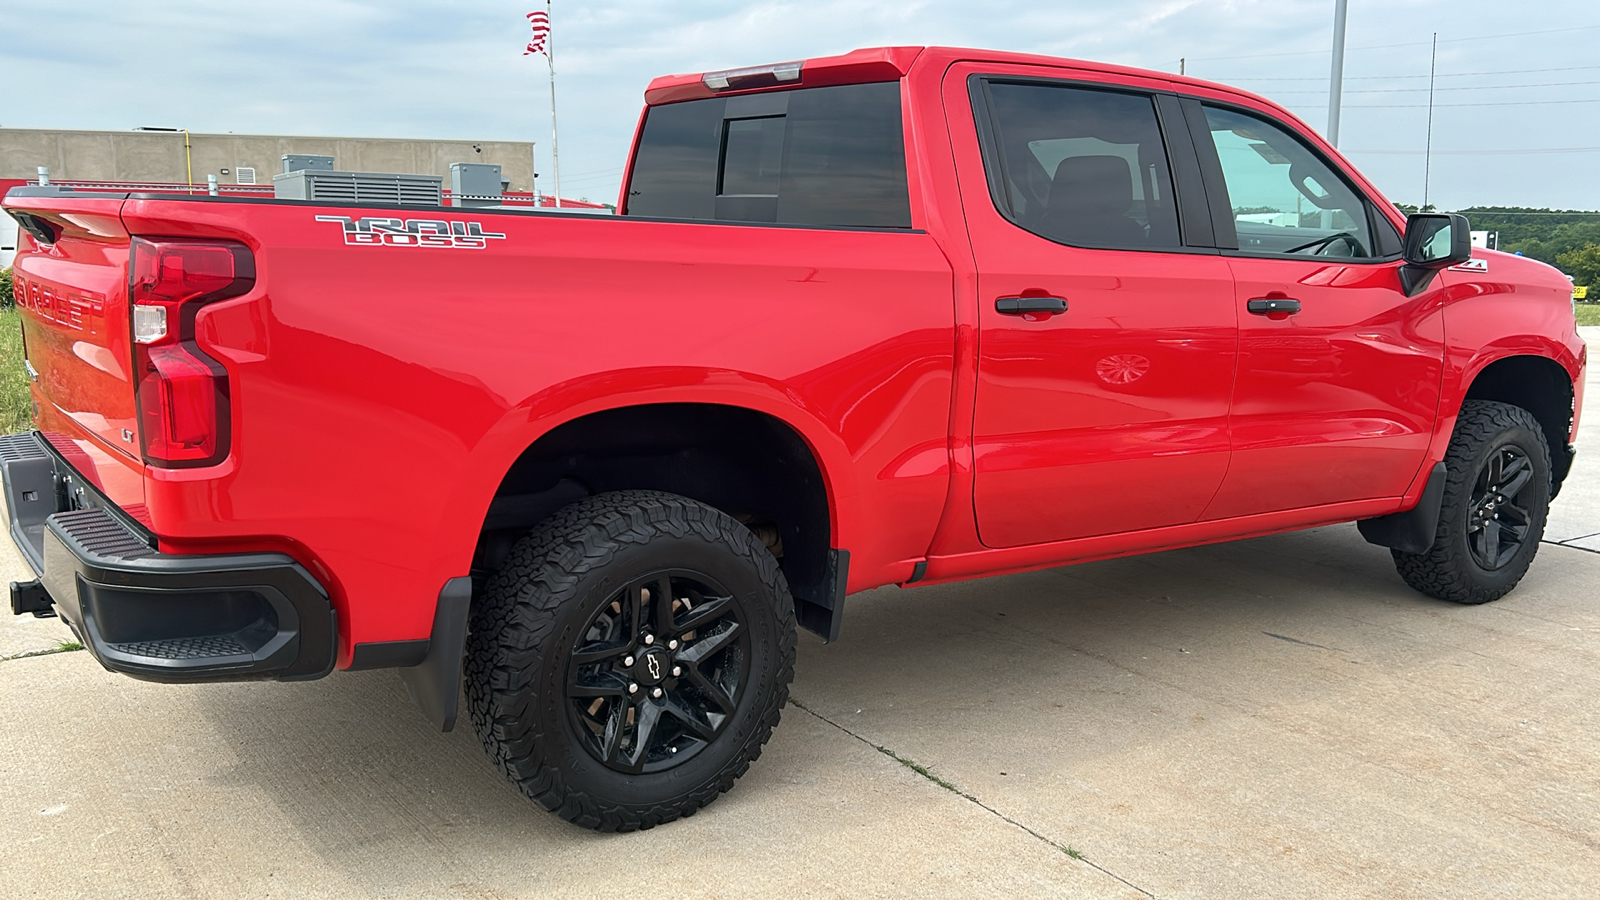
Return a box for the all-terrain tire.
[1392,400,1552,604]
[463,490,796,832]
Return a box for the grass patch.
[1576,303,1600,327]
[0,306,31,434]
[876,742,964,794]
[1,639,86,662]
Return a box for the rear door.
[1185,99,1444,519]
[952,67,1239,548]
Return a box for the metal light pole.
[1327,0,1349,147]
[1423,32,1438,210]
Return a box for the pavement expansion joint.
[1555,531,1600,544]
[1261,631,1343,652]
[1543,539,1600,555]
[787,695,1157,899]
[0,641,85,663]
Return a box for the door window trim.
[1179,96,1404,265]
[966,73,1222,257]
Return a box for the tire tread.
[463,490,796,832]
[1392,400,1550,604]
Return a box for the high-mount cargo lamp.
[702,62,803,92]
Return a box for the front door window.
[1202,105,1373,259]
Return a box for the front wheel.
[464,490,796,831]
[1392,400,1552,604]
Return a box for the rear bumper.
[1,431,335,682]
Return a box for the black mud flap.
[1358,462,1447,554]
[398,577,472,732]
[1552,444,1576,501]
[793,548,847,643]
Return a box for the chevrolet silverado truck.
[2,46,1585,831]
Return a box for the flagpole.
[546,0,562,209]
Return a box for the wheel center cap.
[636,648,671,685]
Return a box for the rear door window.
[624,81,911,228]
[976,82,1182,251]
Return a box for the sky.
[2,0,1597,211]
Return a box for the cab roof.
[643,45,1277,112]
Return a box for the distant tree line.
[1396,204,1600,286]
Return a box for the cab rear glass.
[623,81,911,229]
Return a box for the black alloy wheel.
[1464,446,1535,571]
[567,569,750,774]
[464,490,796,832]
[1392,400,1552,605]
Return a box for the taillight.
[129,237,254,468]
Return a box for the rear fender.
[434,368,856,581]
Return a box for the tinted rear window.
[979,82,1181,251]
[624,81,911,228]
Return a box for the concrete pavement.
[1,654,1135,900]
[0,528,71,659]
[804,525,1600,899]
[1,328,1596,899]
[1544,326,1600,549]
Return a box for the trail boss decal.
[314,215,507,249]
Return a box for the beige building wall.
[0,129,537,192]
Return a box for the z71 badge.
[315,215,507,249]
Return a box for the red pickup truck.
[3,46,1585,831]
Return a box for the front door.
[1188,101,1445,519]
[960,76,1239,548]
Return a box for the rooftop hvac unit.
[450,162,504,207]
[272,169,443,206]
[282,154,335,174]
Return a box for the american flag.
[524,10,550,56]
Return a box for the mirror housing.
[1403,213,1472,268]
[1399,213,1472,296]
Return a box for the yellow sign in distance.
[1575,285,1589,300]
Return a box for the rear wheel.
[1392,400,1551,604]
[464,490,796,831]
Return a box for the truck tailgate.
[7,192,140,461]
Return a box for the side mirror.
[1403,213,1471,268]
[1399,213,1471,296]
